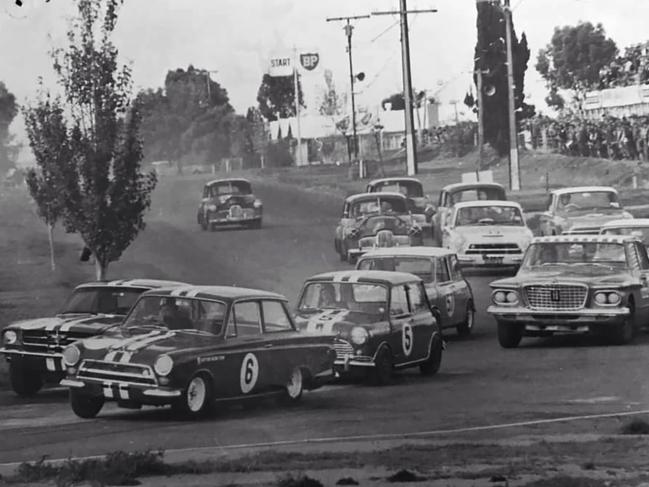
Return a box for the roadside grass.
[620,418,649,435]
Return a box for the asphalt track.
[2,177,649,465]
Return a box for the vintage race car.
[365,177,435,233]
[60,286,335,419]
[488,235,649,348]
[334,192,423,264]
[0,279,186,397]
[600,218,649,246]
[356,247,475,336]
[197,178,263,230]
[443,200,533,268]
[538,186,632,236]
[294,270,443,384]
[431,182,507,245]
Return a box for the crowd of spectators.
[597,43,649,90]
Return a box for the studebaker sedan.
[0,279,186,397]
[365,177,435,234]
[538,186,632,236]
[600,218,649,246]
[356,247,475,336]
[334,192,423,264]
[294,270,443,385]
[432,182,507,245]
[488,235,649,348]
[60,286,335,418]
[197,178,263,230]
[443,200,533,268]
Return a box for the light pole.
[503,0,520,191]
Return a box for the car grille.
[564,226,600,235]
[229,205,243,218]
[77,359,157,386]
[21,330,89,353]
[465,243,522,255]
[524,284,588,310]
[333,339,354,360]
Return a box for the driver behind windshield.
[159,298,193,330]
[319,283,339,308]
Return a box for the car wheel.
[173,374,212,418]
[282,367,304,404]
[420,333,443,376]
[9,360,43,397]
[370,347,393,386]
[70,389,104,419]
[607,316,636,345]
[497,322,523,348]
[456,304,474,337]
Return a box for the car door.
[406,282,434,361]
[433,257,458,327]
[259,299,302,387]
[631,242,649,322]
[447,254,471,322]
[388,284,414,364]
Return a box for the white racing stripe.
[104,351,117,362]
[59,319,80,332]
[119,352,133,363]
[126,331,175,351]
[102,383,114,399]
[45,358,56,371]
[107,330,161,353]
[118,386,129,400]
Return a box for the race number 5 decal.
[240,353,259,394]
[402,323,413,356]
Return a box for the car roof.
[141,285,287,302]
[531,235,639,245]
[305,270,422,285]
[358,246,454,258]
[76,279,188,290]
[552,186,617,195]
[367,177,422,186]
[453,200,523,210]
[600,218,649,228]
[442,182,505,192]
[205,178,251,187]
[345,192,408,203]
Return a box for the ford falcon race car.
[488,235,649,348]
[334,192,423,264]
[432,182,507,245]
[443,200,533,268]
[197,178,263,230]
[538,186,632,236]
[294,271,443,385]
[356,247,475,336]
[0,279,186,397]
[60,286,336,419]
[365,177,435,234]
[600,218,649,246]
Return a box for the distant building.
[583,84,649,118]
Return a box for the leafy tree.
[26,0,157,280]
[536,22,618,90]
[0,81,18,175]
[256,73,305,121]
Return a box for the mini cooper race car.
[488,235,649,348]
[197,178,263,230]
[365,177,435,234]
[334,192,423,264]
[600,218,649,246]
[294,270,443,385]
[0,279,186,397]
[538,186,632,236]
[432,182,507,245]
[443,200,533,268]
[356,247,475,336]
[60,286,335,419]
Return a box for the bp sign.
[300,53,320,71]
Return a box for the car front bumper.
[488,305,630,332]
[61,377,182,406]
[209,213,261,225]
[0,348,65,373]
[458,254,523,267]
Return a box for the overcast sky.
[3,0,649,148]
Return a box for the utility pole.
[504,0,521,191]
[373,2,437,176]
[326,14,370,162]
[292,47,304,165]
[476,69,485,181]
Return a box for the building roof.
[345,192,408,203]
[205,178,251,187]
[367,177,422,187]
[531,235,639,245]
[357,246,455,259]
[552,186,618,195]
[442,182,506,192]
[453,200,523,210]
[76,279,188,290]
[304,270,422,286]
[600,218,649,228]
[141,285,287,302]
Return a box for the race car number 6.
[240,353,259,394]
[402,324,413,356]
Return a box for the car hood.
[493,267,634,288]
[6,314,124,335]
[294,309,385,335]
[452,225,532,240]
[561,210,629,227]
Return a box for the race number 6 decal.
[402,323,413,356]
[240,353,259,394]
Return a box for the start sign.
[268,55,293,77]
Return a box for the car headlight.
[253,199,262,208]
[594,291,622,306]
[350,327,369,345]
[2,330,17,345]
[62,345,81,367]
[493,290,519,305]
[206,204,217,212]
[154,354,174,376]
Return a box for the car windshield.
[521,242,628,270]
[122,296,227,335]
[556,191,620,212]
[298,281,388,317]
[449,187,505,205]
[601,227,649,245]
[455,205,524,226]
[208,180,251,197]
[372,181,423,197]
[358,257,433,283]
[61,287,144,315]
[351,197,407,217]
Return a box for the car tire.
[9,360,43,397]
[70,390,104,419]
[281,367,304,404]
[248,219,262,230]
[172,374,213,418]
[456,304,475,337]
[607,316,636,345]
[497,322,523,348]
[420,333,443,376]
[370,347,393,386]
